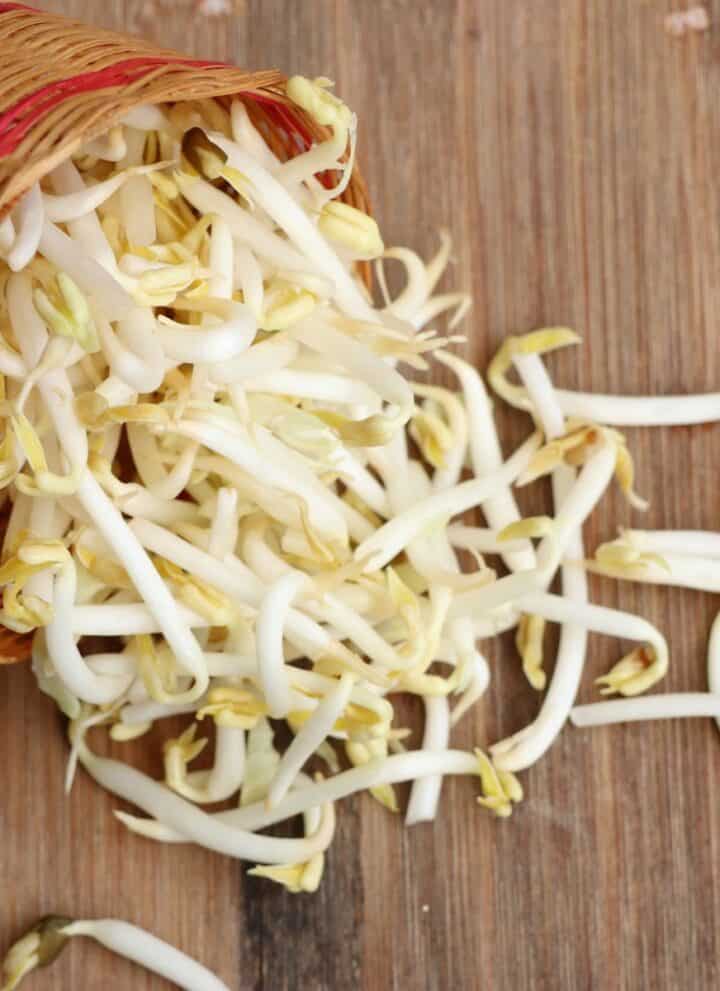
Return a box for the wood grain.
[2,0,720,988]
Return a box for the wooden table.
[3,1,719,987]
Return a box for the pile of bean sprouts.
[1,78,718,989]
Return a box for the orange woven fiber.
[0,4,371,662]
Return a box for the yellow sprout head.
[0,917,71,991]
[318,202,384,259]
[197,685,267,728]
[488,327,580,408]
[33,273,98,353]
[475,749,523,818]
[595,644,668,697]
[286,76,352,130]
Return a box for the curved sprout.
[76,735,336,863]
[157,302,256,364]
[0,915,229,991]
[405,696,450,825]
[266,673,355,808]
[256,571,307,718]
[7,184,43,272]
[571,693,720,727]
[437,350,535,572]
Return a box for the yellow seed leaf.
[499,516,553,542]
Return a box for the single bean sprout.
[0,915,229,991]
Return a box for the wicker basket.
[0,2,370,663]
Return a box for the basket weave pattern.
[0,3,370,662]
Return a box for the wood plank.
[2,1,719,987]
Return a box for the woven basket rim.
[0,4,327,214]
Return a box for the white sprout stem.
[380,247,429,320]
[173,418,348,544]
[149,442,199,502]
[708,610,720,732]
[157,303,256,364]
[120,699,202,725]
[76,473,208,694]
[177,175,313,273]
[43,163,167,222]
[98,309,166,394]
[354,432,539,572]
[129,518,260,602]
[536,441,616,565]
[46,562,131,705]
[78,740,335,863]
[292,318,412,413]
[203,726,246,803]
[210,336,298,384]
[50,159,119,271]
[208,212,233,299]
[493,488,588,770]
[24,497,56,603]
[233,243,264,318]
[126,425,171,490]
[230,100,283,170]
[118,749,480,844]
[120,130,156,247]
[71,602,210,637]
[0,337,26,378]
[623,528,720,558]
[65,704,119,793]
[334,449,390,517]
[308,596,401,669]
[570,693,720,727]
[491,352,590,771]
[241,368,379,407]
[438,350,535,571]
[7,273,88,470]
[412,382,468,493]
[517,592,667,664]
[119,487,201,526]
[405,696,450,825]
[208,133,377,322]
[586,553,720,593]
[128,518,334,660]
[266,673,355,809]
[256,571,307,718]
[278,111,349,189]
[447,443,611,620]
[241,525,399,666]
[207,487,239,558]
[447,524,528,556]
[414,292,471,331]
[39,220,133,320]
[62,919,229,991]
[449,619,490,727]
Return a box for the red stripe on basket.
[0,56,228,156]
[0,8,330,188]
